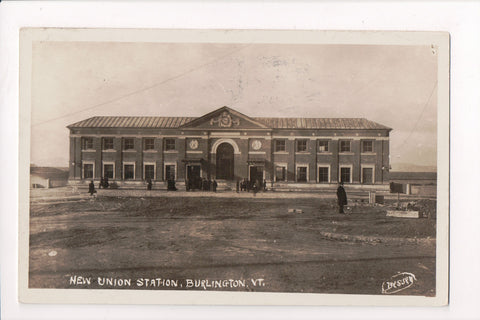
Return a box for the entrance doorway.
[216,143,234,180]
[187,165,202,189]
[249,166,264,184]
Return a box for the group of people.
[88,177,111,196]
[236,178,266,194]
[88,176,348,214]
[186,177,218,192]
[99,177,110,189]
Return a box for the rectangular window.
[275,140,286,152]
[103,164,114,179]
[275,166,286,182]
[362,140,374,153]
[124,164,134,180]
[123,138,134,150]
[83,163,93,179]
[318,167,329,183]
[82,137,94,150]
[340,140,351,152]
[103,137,114,150]
[144,138,155,150]
[340,167,351,183]
[165,139,176,151]
[318,140,329,152]
[165,165,175,181]
[297,140,308,152]
[362,167,374,184]
[145,165,155,180]
[297,166,307,182]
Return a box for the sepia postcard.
[18,28,449,306]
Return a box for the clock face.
[189,139,199,150]
[251,140,262,150]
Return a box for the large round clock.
[189,139,199,150]
[251,140,262,150]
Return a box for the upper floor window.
[362,140,374,153]
[339,140,351,153]
[165,138,176,151]
[275,140,286,152]
[318,140,329,152]
[144,138,155,150]
[123,138,134,150]
[102,137,114,150]
[81,137,94,150]
[297,139,308,152]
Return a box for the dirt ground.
[29,193,436,296]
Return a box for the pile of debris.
[388,199,436,219]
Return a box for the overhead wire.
[32,44,252,127]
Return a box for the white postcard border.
[18,28,450,306]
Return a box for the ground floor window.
[318,166,329,183]
[362,166,374,184]
[83,163,94,179]
[103,164,114,179]
[340,167,351,183]
[275,166,286,182]
[144,164,155,180]
[296,166,307,182]
[165,164,176,181]
[124,164,135,180]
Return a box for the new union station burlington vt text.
[67,106,392,190]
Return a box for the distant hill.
[390,163,437,172]
[30,166,69,180]
[389,172,437,181]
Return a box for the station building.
[67,106,392,189]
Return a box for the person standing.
[336,182,347,214]
[253,180,259,197]
[213,179,218,193]
[88,180,96,196]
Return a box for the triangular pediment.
[180,106,270,130]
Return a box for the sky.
[30,41,438,170]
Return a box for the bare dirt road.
[29,194,436,296]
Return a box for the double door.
[249,166,264,184]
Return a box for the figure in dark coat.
[336,182,347,214]
[213,180,218,193]
[88,180,96,196]
[253,180,259,197]
[241,179,246,191]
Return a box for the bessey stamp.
[382,272,417,294]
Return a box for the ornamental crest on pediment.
[210,111,240,128]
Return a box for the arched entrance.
[216,143,234,180]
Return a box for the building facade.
[67,106,391,188]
